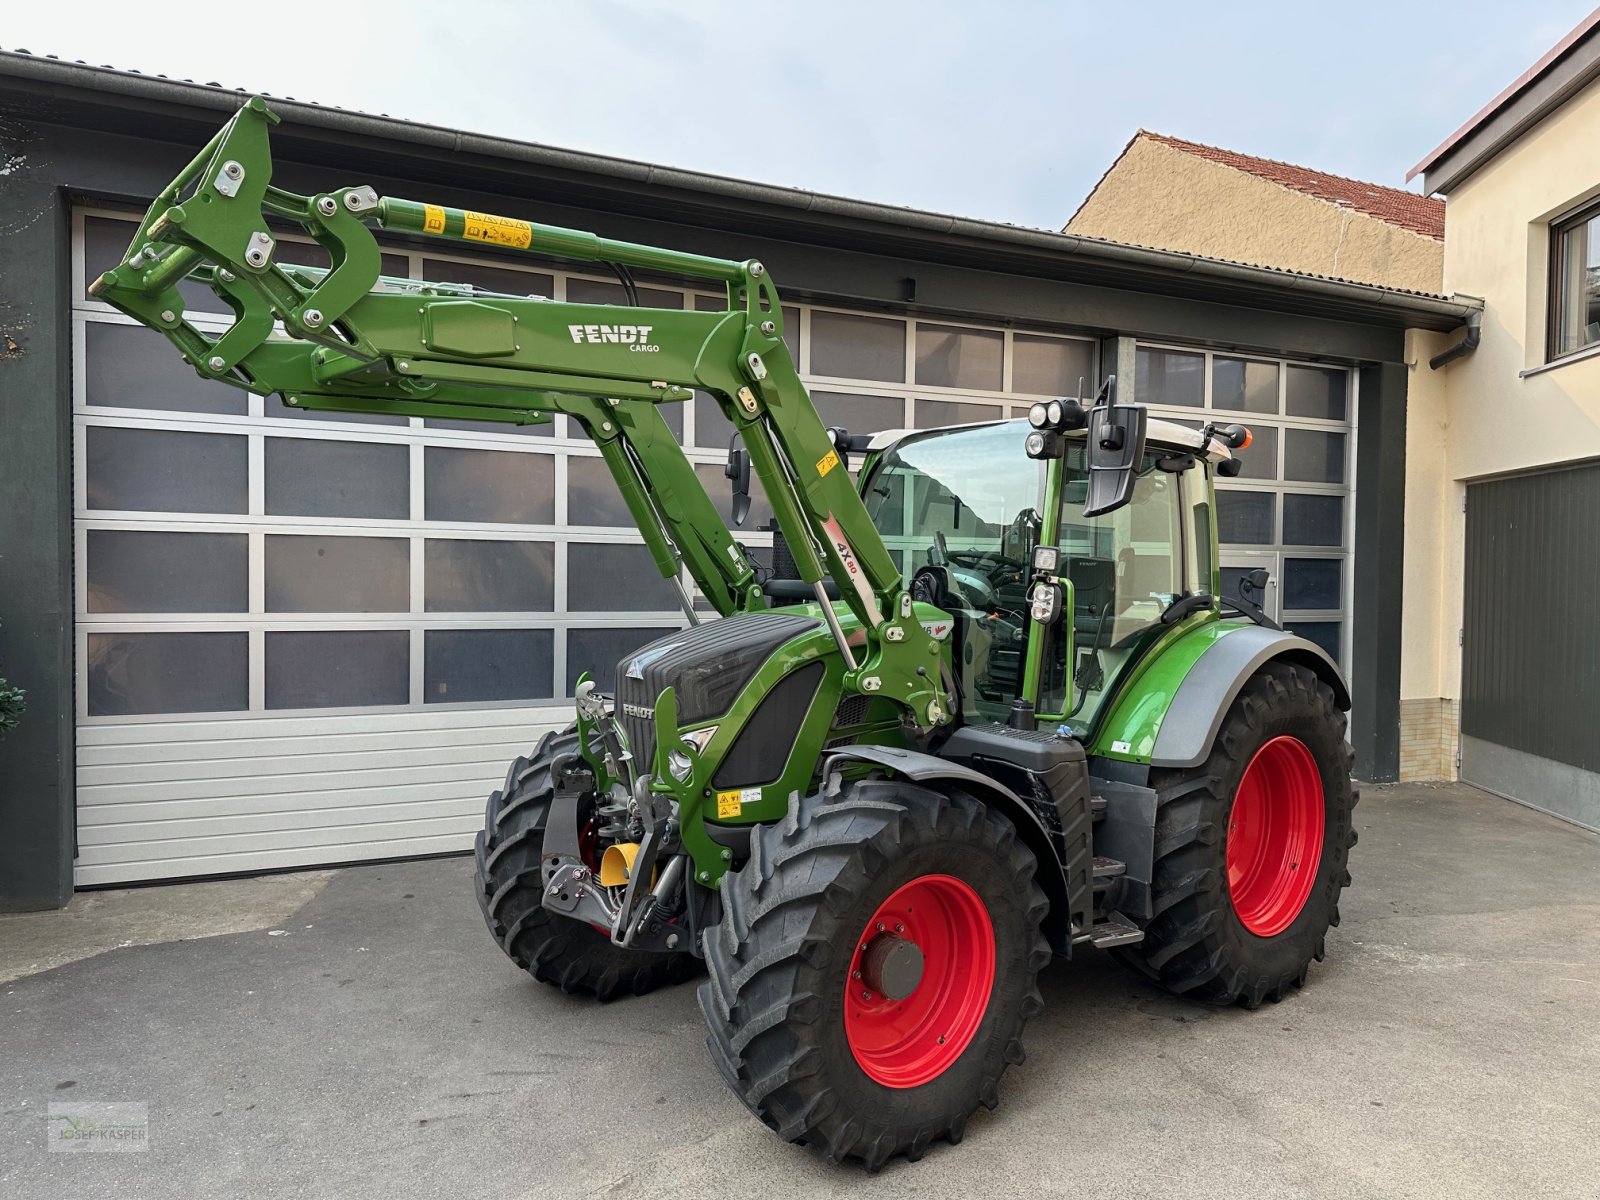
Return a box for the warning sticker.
[715,788,761,819]
[462,211,533,250]
[422,204,447,235]
[815,449,840,478]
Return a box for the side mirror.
[1083,403,1149,518]
[724,437,751,527]
[1242,568,1269,597]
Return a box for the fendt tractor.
[94,100,1358,1170]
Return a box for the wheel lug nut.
[895,924,904,933]
[875,922,885,932]
[860,990,871,1001]
[851,970,861,979]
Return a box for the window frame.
[1547,196,1600,364]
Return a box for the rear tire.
[700,780,1050,1171]
[1114,662,1357,1007]
[474,727,698,1001]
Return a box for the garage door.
[72,205,1106,884]
[1461,461,1600,831]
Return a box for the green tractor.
[94,99,1357,1170]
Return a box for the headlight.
[681,726,717,752]
[1026,430,1046,456]
[1029,581,1063,624]
[667,748,694,782]
[1027,402,1049,428]
[1046,399,1064,427]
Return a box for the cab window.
[1044,444,1183,729]
[863,422,1046,722]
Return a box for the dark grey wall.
[1351,362,1408,782]
[0,108,1421,904]
[0,141,75,910]
[1463,461,1600,769]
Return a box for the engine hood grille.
[611,612,820,772]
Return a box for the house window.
[1550,200,1600,359]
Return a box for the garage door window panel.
[86,426,247,514]
[915,324,1003,392]
[1284,428,1346,484]
[568,543,680,612]
[265,630,410,709]
[264,438,409,520]
[87,530,248,613]
[425,629,554,704]
[424,540,554,612]
[1216,490,1276,545]
[265,535,409,613]
[87,631,248,716]
[1012,334,1094,397]
[1211,357,1279,415]
[424,446,554,525]
[810,311,906,382]
[1136,347,1204,407]
[1283,494,1344,547]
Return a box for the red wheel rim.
[843,874,995,1088]
[1226,735,1325,937]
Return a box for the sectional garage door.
[72,205,1106,884]
[1461,460,1600,830]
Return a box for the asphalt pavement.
[1,781,1596,1199]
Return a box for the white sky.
[3,0,1592,227]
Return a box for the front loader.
[93,99,1359,1170]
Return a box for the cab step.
[1073,911,1144,949]
[1092,855,1126,879]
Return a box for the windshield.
[863,421,1047,723]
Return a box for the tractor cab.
[861,416,1229,736]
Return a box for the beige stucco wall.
[1399,71,1600,778]
[1400,327,1462,780]
[1067,138,1444,292]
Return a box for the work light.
[1032,545,1061,574]
[1029,580,1063,624]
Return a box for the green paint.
[1086,617,1244,762]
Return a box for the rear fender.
[1091,622,1350,770]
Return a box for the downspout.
[1429,309,1481,369]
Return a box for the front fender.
[1091,621,1349,769]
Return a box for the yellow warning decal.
[715,787,760,819]
[815,449,841,478]
[462,210,533,250]
[422,204,447,235]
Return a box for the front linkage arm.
[91,96,952,730]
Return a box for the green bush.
[0,676,22,736]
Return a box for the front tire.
[474,727,697,1001]
[700,780,1050,1171]
[1115,662,1357,1006]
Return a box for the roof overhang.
[0,49,1479,334]
[1409,8,1600,195]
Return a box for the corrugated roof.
[1140,131,1445,240]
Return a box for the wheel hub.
[1226,735,1326,937]
[859,933,924,1000]
[843,874,996,1089]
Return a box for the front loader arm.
[89,97,953,728]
